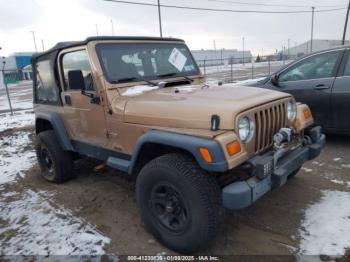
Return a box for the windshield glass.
[96,43,200,83]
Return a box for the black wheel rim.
[150,182,190,233]
[40,147,54,174]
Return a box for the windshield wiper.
[157,73,194,83]
[112,77,157,86]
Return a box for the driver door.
[276,50,344,128]
[59,48,108,147]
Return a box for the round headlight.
[238,116,254,143]
[287,101,297,122]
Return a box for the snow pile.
[0,189,110,255]
[0,110,34,132]
[121,85,159,97]
[330,179,346,185]
[0,131,36,184]
[299,190,350,255]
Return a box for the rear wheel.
[136,153,224,254]
[35,130,74,183]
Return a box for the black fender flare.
[128,130,228,174]
[35,112,74,151]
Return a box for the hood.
[122,83,291,130]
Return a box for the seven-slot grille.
[254,102,287,153]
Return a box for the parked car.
[248,46,350,134]
[32,36,325,254]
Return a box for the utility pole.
[288,39,290,59]
[41,39,45,52]
[157,0,163,37]
[213,40,218,68]
[242,37,245,65]
[30,31,38,52]
[111,19,115,36]
[95,24,99,36]
[221,48,223,65]
[310,6,315,53]
[342,0,350,45]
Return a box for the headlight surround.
[238,116,255,143]
[287,100,297,122]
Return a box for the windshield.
[96,43,200,83]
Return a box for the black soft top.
[32,36,185,61]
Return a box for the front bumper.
[222,130,326,210]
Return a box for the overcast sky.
[0,0,348,56]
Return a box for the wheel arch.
[35,112,74,151]
[128,130,228,175]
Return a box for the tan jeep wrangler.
[33,36,325,253]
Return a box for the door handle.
[65,95,72,105]
[314,84,329,90]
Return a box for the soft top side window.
[34,58,61,105]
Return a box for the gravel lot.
[0,75,349,259]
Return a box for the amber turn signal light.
[303,109,312,120]
[226,141,241,156]
[199,147,213,163]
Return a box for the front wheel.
[35,130,74,183]
[136,153,224,254]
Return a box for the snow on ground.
[0,83,33,111]
[0,96,32,111]
[0,189,110,255]
[0,110,34,132]
[0,110,111,255]
[0,131,36,185]
[299,190,350,256]
[199,60,293,75]
[301,167,313,173]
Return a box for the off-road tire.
[35,130,74,183]
[288,167,301,179]
[136,153,225,254]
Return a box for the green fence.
[4,71,22,84]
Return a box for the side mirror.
[270,74,280,87]
[68,70,85,90]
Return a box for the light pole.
[242,37,245,65]
[111,19,115,36]
[30,31,38,52]
[157,0,163,37]
[310,6,315,53]
[342,0,350,45]
[1,58,13,115]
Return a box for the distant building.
[22,64,33,81]
[191,49,252,66]
[285,40,350,57]
[0,52,34,84]
[0,52,34,71]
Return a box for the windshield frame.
[95,41,201,85]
